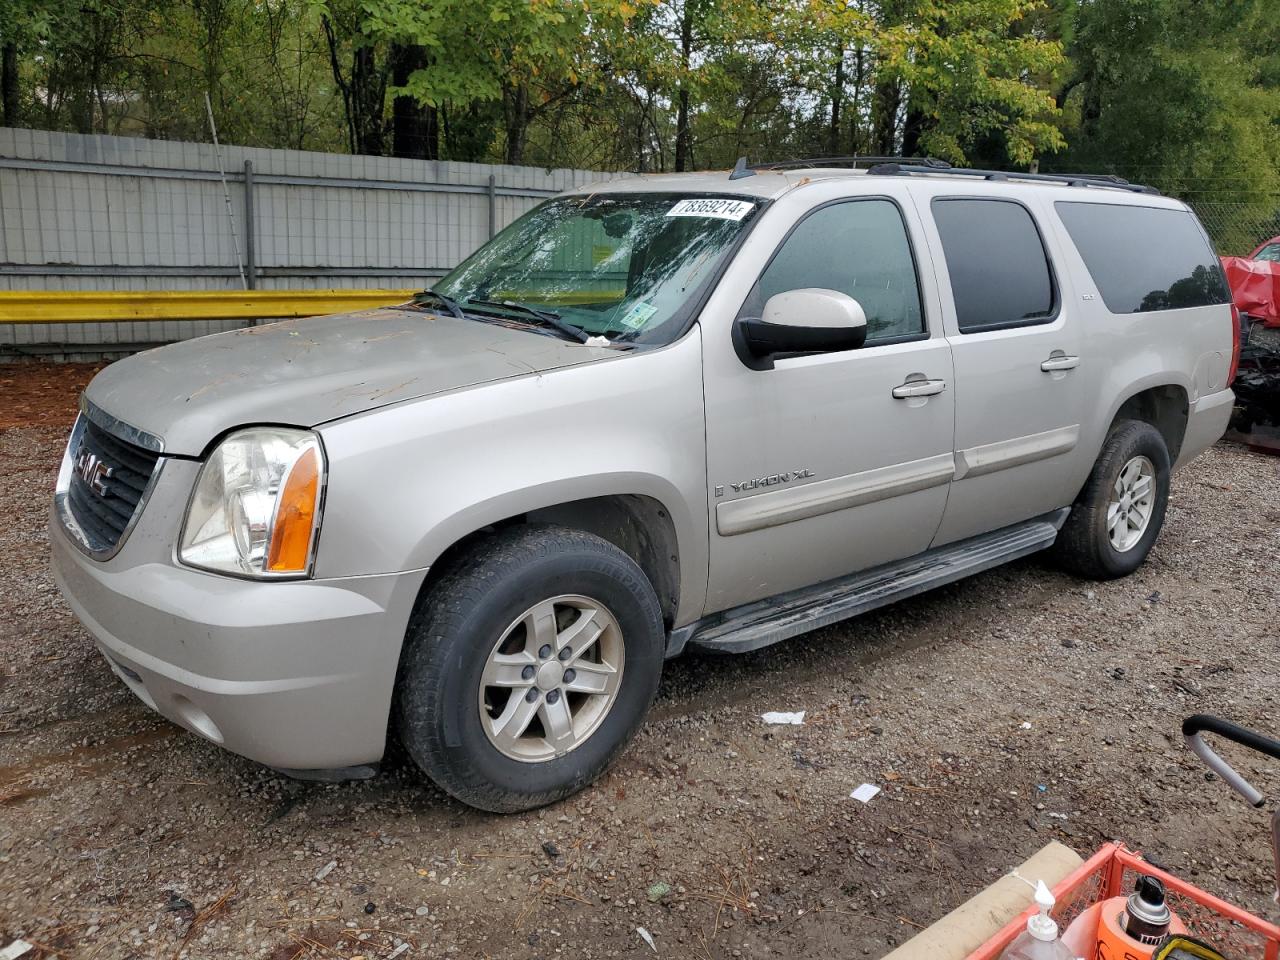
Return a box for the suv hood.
[83,308,616,455]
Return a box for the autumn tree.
[5,0,1277,192]
[796,0,1066,166]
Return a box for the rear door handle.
[892,379,947,399]
[1040,355,1081,372]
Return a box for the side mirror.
[734,288,868,370]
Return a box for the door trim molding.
[716,452,955,536]
[953,424,1080,480]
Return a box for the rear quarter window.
[1055,202,1230,314]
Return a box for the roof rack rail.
[866,162,1160,195]
[746,155,952,172]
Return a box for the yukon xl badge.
[715,469,815,498]
[75,449,114,497]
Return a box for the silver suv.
[51,161,1237,811]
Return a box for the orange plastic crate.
[968,843,1280,960]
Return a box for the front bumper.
[50,500,428,771]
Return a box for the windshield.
[432,193,760,345]
[1255,242,1280,262]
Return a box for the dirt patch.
[1,364,1279,958]
[0,362,103,429]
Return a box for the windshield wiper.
[465,298,591,344]
[410,288,465,318]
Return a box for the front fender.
[314,331,710,625]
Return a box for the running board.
[671,510,1068,657]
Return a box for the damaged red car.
[1220,247,1280,436]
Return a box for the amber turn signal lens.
[266,446,320,573]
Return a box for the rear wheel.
[395,525,665,813]
[1052,419,1171,579]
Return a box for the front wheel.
[396,525,665,812]
[1051,419,1172,580]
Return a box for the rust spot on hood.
[361,330,414,344]
[328,377,421,404]
[187,373,247,401]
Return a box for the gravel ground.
[2,364,1280,959]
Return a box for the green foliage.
[1048,0,1280,251]
[2,0,1277,210]
[4,0,343,147]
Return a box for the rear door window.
[930,198,1056,334]
[1055,202,1231,313]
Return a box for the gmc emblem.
[75,449,114,497]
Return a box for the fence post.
[487,174,497,239]
[243,160,257,290]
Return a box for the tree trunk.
[1080,75,1102,137]
[389,43,437,160]
[320,14,386,156]
[504,82,529,165]
[1,42,17,126]
[901,104,928,158]
[351,45,384,156]
[871,75,900,155]
[193,0,229,116]
[321,16,355,153]
[675,87,691,171]
[70,93,94,134]
[847,47,866,154]
[634,90,649,172]
[674,0,694,171]
[828,47,844,156]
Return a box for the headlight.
[179,427,325,578]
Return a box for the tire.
[1051,419,1171,580]
[396,524,665,813]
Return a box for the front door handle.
[892,378,947,399]
[1040,355,1081,372]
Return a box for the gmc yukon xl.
[51,160,1237,811]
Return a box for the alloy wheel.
[1107,455,1156,553]
[477,595,625,763]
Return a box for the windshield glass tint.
[433,194,757,344]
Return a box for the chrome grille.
[62,416,161,555]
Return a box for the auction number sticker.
[667,198,756,221]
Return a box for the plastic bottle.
[1001,880,1076,960]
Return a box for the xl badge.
[715,468,815,497]
[75,449,114,497]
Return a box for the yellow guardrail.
[0,289,418,323]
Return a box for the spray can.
[1094,876,1180,959]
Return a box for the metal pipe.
[0,157,561,199]
[244,160,256,290]
[488,174,497,239]
[204,93,248,290]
